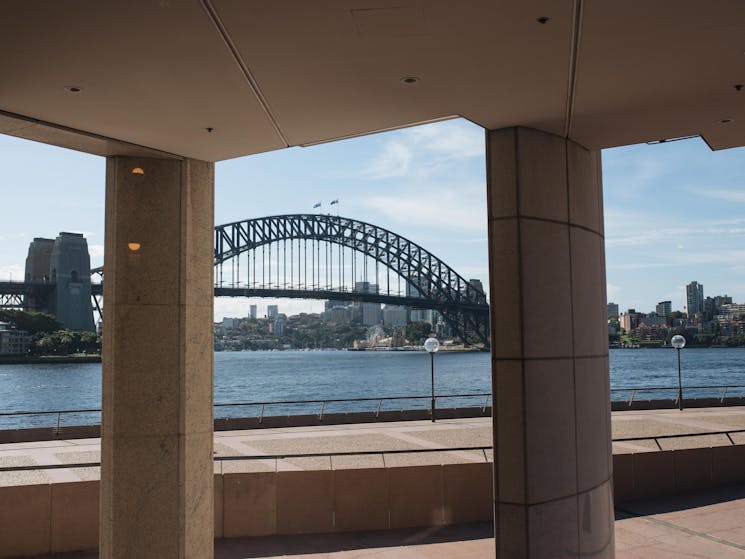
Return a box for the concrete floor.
[20,484,745,558]
[5,407,745,558]
[4,406,745,485]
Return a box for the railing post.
[628,389,636,407]
[721,386,728,403]
[319,401,325,421]
[55,412,61,436]
[482,395,489,413]
[258,404,264,424]
[376,399,382,418]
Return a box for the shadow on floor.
[217,522,493,558]
[24,523,494,559]
[616,482,745,518]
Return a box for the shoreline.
[0,354,101,365]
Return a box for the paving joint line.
[616,506,745,552]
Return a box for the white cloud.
[0,264,24,281]
[605,214,745,247]
[358,119,483,181]
[606,283,621,302]
[362,183,487,234]
[400,120,484,159]
[693,188,745,204]
[607,249,745,271]
[360,141,413,179]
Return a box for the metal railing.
[4,425,745,474]
[0,393,492,432]
[6,382,745,431]
[214,393,492,423]
[610,384,745,406]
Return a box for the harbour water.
[0,348,744,429]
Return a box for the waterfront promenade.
[4,406,745,486]
[3,407,745,558]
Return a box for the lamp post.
[671,334,686,411]
[424,337,440,422]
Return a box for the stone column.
[486,127,614,558]
[100,157,214,559]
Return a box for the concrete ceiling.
[1,0,744,161]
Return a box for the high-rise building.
[410,308,435,326]
[267,304,279,319]
[382,305,408,327]
[686,281,704,316]
[607,303,619,318]
[655,301,672,317]
[249,305,257,319]
[355,282,382,325]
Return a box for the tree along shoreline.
[0,309,101,359]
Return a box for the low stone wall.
[612,444,745,503]
[4,444,745,557]
[0,461,493,558]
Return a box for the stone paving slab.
[20,485,745,558]
[3,407,745,486]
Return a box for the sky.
[1,118,744,320]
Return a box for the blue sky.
[1,118,744,320]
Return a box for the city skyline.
[2,118,745,319]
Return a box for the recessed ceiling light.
[64,86,82,93]
[131,167,145,175]
[719,118,734,124]
[536,16,550,24]
[206,127,215,133]
[401,76,420,85]
[734,85,743,92]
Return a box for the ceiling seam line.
[563,0,584,139]
[199,0,290,147]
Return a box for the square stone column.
[101,157,214,559]
[486,127,614,558]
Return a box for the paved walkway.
[5,407,745,558]
[21,484,745,558]
[3,406,745,485]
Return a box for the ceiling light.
[131,167,145,175]
[127,242,142,252]
[401,76,420,85]
[719,118,734,124]
[64,86,82,93]
[536,16,550,24]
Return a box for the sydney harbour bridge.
[1,214,490,346]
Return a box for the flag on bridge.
[330,199,339,205]
[313,202,321,209]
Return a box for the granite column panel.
[100,157,214,559]
[486,127,614,558]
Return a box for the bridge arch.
[214,214,489,346]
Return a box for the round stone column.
[486,127,614,558]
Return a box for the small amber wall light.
[127,242,142,252]
[131,167,145,175]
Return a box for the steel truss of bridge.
[3,214,490,346]
[214,214,490,346]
